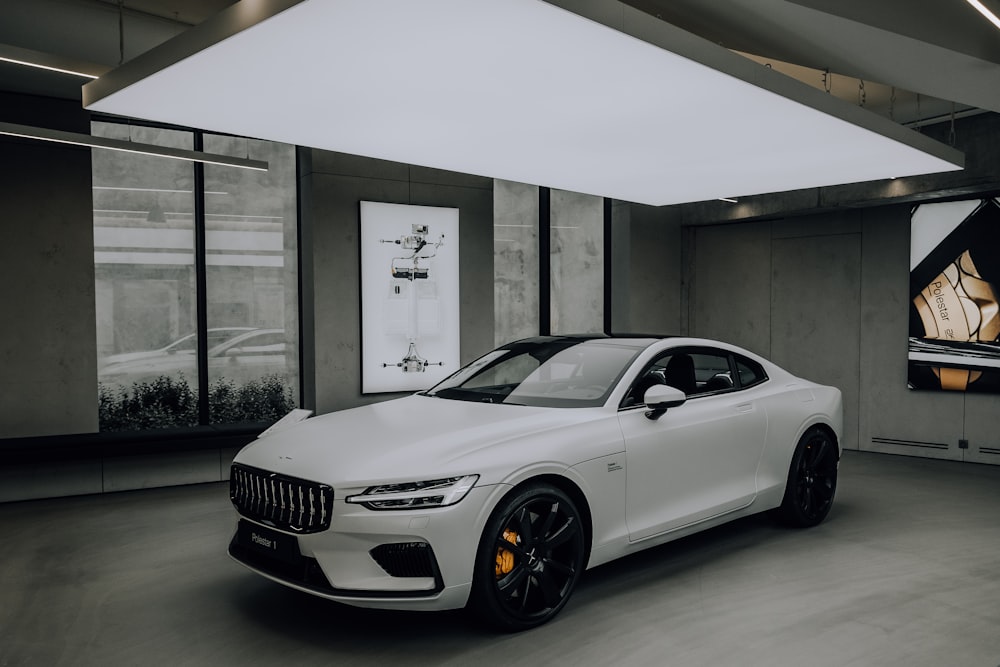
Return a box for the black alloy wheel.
[470,484,586,631]
[775,426,839,527]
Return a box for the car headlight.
[345,475,479,510]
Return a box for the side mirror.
[644,384,686,420]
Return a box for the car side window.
[621,348,766,409]
[689,353,734,396]
[735,355,768,388]
[622,348,739,409]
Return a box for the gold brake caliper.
[495,528,519,577]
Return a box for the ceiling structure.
[625,0,1000,126]
[90,0,236,25]
[79,0,963,205]
[3,0,999,204]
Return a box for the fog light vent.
[370,542,437,578]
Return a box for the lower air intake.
[370,542,438,578]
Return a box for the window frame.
[733,353,769,390]
[91,115,303,431]
[618,346,770,410]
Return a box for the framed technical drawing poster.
[360,201,460,393]
[909,198,1000,392]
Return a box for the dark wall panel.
[0,94,97,437]
[771,222,861,451]
[688,221,772,357]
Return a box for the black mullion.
[603,197,612,335]
[294,147,306,409]
[539,187,551,336]
[193,132,209,425]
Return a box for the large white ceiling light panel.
[84,0,963,206]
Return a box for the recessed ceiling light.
[0,43,108,79]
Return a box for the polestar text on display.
[228,335,842,631]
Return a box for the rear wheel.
[774,427,839,527]
[469,484,585,631]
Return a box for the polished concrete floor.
[1,450,998,667]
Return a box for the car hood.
[234,394,608,486]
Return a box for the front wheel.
[469,484,586,631]
[774,426,839,527]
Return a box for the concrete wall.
[612,203,683,335]
[857,208,1000,466]
[0,93,98,438]
[493,184,609,338]
[686,213,862,450]
[298,150,494,415]
[664,112,1000,465]
[550,189,604,334]
[494,180,540,346]
[683,205,1000,463]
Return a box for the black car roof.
[503,334,676,351]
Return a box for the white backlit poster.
[360,201,460,393]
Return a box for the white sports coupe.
[228,335,842,630]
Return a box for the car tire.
[773,426,839,528]
[469,483,586,631]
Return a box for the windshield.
[424,338,642,407]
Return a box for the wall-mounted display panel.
[909,198,1000,392]
[360,202,460,393]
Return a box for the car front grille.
[230,463,333,533]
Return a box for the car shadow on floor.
[226,504,854,652]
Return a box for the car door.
[618,348,768,542]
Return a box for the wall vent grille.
[871,437,949,451]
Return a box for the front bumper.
[228,484,505,611]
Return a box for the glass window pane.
[690,353,734,393]
[736,356,767,388]
[203,135,298,424]
[93,122,199,431]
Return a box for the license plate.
[237,520,299,565]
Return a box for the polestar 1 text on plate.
[228,335,842,630]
